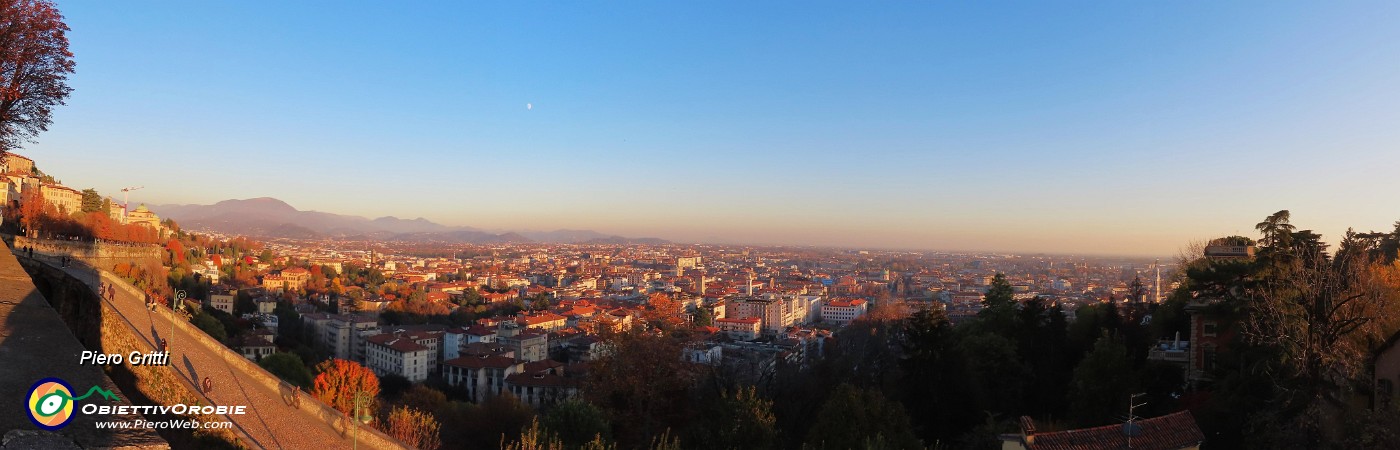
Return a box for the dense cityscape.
[5,1,1400,450]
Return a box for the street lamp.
[169,290,186,353]
[352,390,374,450]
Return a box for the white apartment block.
[821,299,868,325]
[366,333,431,382]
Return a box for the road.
[32,253,401,450]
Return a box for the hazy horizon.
[25,1,1400,255]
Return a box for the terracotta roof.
[1019,410,1203,450]
[444,354,518,370]
[461,343,512,357]
[504,372,579,388]
[464,324,497,336]
[519,313,566,326]
[367,334,429,353]
[522,359,565,374]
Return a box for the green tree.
[234,290,256,316]
[399,384,448,416]
[258,352,312,389]
[1067,335,1133,426]
[690,386,777,450]
[79,188,101,212]
[899,308,978,444]
[192,313,227,341]
[977,273,1017,335]
[692,307,713,327]
[805,384,922,450]
[541,399,611,448]
[959,332,1030,416]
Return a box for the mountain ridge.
[149,198,668,244]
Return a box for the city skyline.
[25,1,1400,255]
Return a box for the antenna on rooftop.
[1124,392,1148,448]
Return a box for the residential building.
[497,322,548,362]
[366,333,432,382]
[2,153,34,175]
[234,332,276,361]
[715,317,762,341]
[442,354,521,403]
[303,313,380,362]
[821,299,868,325]
[1373,330,1400,410]
[208,286,236,314]
[262,267,311,293]
[504,361,580,409]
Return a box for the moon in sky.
[526,103,532,110]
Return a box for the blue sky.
[27,1,1400,255]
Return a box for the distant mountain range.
[149,198,669,244]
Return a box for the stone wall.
[8,235,161,270]
[96,270,407,450]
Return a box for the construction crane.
[120,186,143,223]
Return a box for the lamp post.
[169,290,185,352]
[352,391,374,450]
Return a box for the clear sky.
[25,1,1400,255]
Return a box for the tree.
[311,359,380,415]
[192,313,227,342]
[0,0,74,153]
[17,185,42,236]
[79,188,100,212]
[398,384,448,416]
[804,384,922,450]
[583,330,700,447]
[1235,229,1397,445]
[1067,334,1133,427]
[690,386,777,450]
[385,406,441,450]
[977,273,1017,335]
[540,399,611,448]
[692,306,713,327]
[898,308,978,443]
[506,418,617,450]
[379,374,412,398]
[258,352,312,389]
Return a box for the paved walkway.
[30,253,402,450]
[0,246,167,449]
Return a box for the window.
[1203,320,1219,338]
[1380,379,1395,409]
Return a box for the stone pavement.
[0,244,167,449]
[25,248,406,450]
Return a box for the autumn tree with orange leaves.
[0,0,75,154]
[384,406,441,450]
[311,359,380,415]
